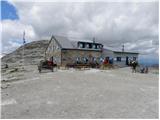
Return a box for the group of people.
[140,66,148,73]
[49,56,148,73]
[76,57,104,65]
[76,57,114,65]
[130,60,148,73]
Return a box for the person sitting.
[76,57,80,64]
[103,58,109,65]
[140,67,145,73]
[144,66,148,73]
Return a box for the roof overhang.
[113,51,139,54]
[61,48,102,52]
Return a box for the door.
[126,56,129,65]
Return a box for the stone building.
[45,35,139,67]
[45,36,103,66]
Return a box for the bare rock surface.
[1,66,159,119]
[1,40,49,67]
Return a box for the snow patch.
[108,74,115,77]
[58,69,75,73]
[1,99,17,106]
[46,101,53,105]
[84,69,100,74]
[140,88,146,92]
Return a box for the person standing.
[131,60,138,73]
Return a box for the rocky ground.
[1,65,159,119]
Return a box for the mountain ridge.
[1,40,49,66]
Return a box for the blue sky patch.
[1,1,19,20]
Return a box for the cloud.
[1,20,37,53]
[1,1,159,62]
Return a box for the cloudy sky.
[1,0,159,64]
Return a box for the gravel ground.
[1,65,159,119]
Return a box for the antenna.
[93,37,95,43]
[22,30,25,68]
[23,31,26,44]
[122,44,124,52]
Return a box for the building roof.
[103,46,119,52]
[103,46,139,54]
[70,41,78,48]
[69,38,93,43]
[53,35,74,49]
[114,51,139,54]
[52,35,139,54]
[53,35,102,49]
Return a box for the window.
[76,57,80,61]
[92,44,96,49]
[56,46,59,50]
[85,43,89,48]
[81,57,88,63]
[133,57,136,60]
[78,43,83,48]
[93,57,97,62]
[117,57,121,62]
[76,57,81,64]
[100,57,104,63]
[89,44,92,48]
[105,57,109,60]
[99,45,103,49]
[97,44,102,49]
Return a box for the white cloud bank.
[1,1,159,62]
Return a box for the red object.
[48,61,53,66]
[103,59,109,65]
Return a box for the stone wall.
[61,49,102,66]
[45,37,61,65]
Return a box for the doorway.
[126,56,129,65]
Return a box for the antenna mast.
[122,44,124,52]
[93,37,95,43]
[22,31,25,68]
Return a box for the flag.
[23,31,26,44]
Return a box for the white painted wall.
[102,49,139,67]
[102,49,114,58]
[113,52,138,67]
